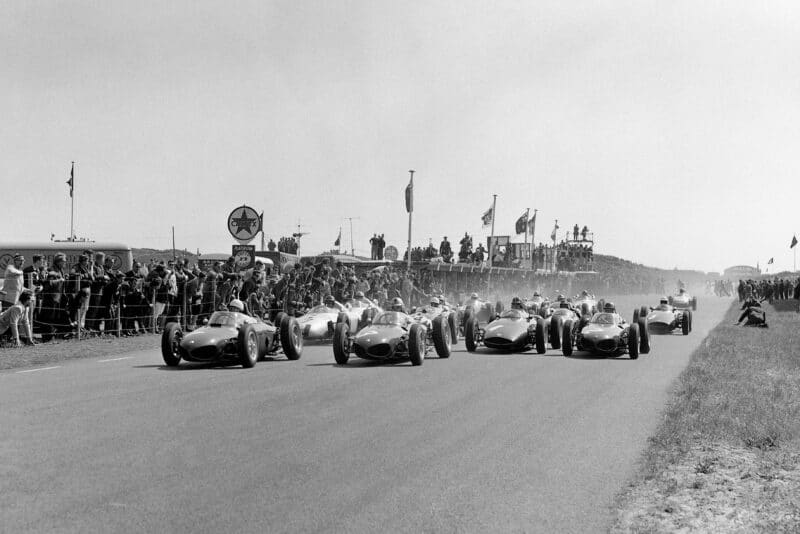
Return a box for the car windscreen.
[208,311,241,327]
[500,309,526,319]
[372,311,406,325]
[590,313,617,325]
[308,305,335,314]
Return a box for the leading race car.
[161,306,303,368]
[643,297,692,335]
[332,299,453,366]
[464,298,549,354]
[668,289,697,311]
[561,303,650,359]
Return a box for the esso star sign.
[227,205,261,245]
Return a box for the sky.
[2,1,800,274]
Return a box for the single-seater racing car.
[642,297,692,335]
[332,298,453,366]
[560,302,650,359]
[668,289,697,311]
[296,295,380,341]
[464,297,549,354]
[161,301,303,368]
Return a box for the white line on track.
[98,357,133,363]
[16,366,61,374]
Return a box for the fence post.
[116,303,122,337]
[152,291,157,334]
[182,289,187,330]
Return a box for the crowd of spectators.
[736,278,800,303]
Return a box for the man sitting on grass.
[735,296,768,328]
[0,291,35,346]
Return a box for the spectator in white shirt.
[0,290,34,346]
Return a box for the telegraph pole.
[407,170,414,271]
[488,194,497,268]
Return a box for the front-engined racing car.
[161,310,302,368]
[561,310,650,359]
[464,307,548,354]
[668,290,697,311]
[332,309,452,366]
[296,300,379,341]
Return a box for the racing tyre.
[562,319,574,356]
[529,303,540,317]
[682,310,691,335]
[465,316,479,352]
[640,306,649,322]
[687,309,693,332]
[462,307,473,331]
[495,301,504,314]
[692,297,697,311]
[581,302,591,316]
[274,311,287,328]
[333,322,350,365]
[432,315,451,358]
[597,299,605,313]
[447,312,459,345]
[628,323,640,360]
[578,314,590,333]
[549,315,563,349]
[409,323,425,366]
[638,317,650,354]
[238,323,259,368]
[161,322,182,367]
[633,308,640,324]
[336,311,350,330]
[280,315,303,360]
[535,317,547,354]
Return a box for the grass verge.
[613,300,800,532]
[0,333,159,370]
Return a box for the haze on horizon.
[2,1,799,275]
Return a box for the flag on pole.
[528,211,537,233]
[792,235,798,248]
[67,162,74,198]
[515,212,528,235]
[258,211,264,232]
[334,228,341,247]
[768,257,774,264]
[405,174,414,213]
[481,207,494,227]
[550,221,559,241]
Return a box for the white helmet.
[228,299,244,313]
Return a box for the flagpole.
[407,170,414,271]
[488,194,497,268]
[552,218,558,272]
[70,161,75,242]
[530,209,537,270]
[523,208,530,246]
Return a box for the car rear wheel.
[280,315,303,360]
[682,310,691,335]
[333,322,350,365]
[238,323,259,368]
[549,315,562,349]
[447,312,459,345]
[628,323,640,360]
[562,319,574,356]
[465,316,479,352]
[432,316,451,358]
[409,323,425,365]
[638,317,650,354]
[161,322,182,367]
[581,302,591,316]
[691,297,697,311]
[535,317,547,354]
[633,308,640,323]
[495,301,504,314]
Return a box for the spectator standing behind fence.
[2,253,25,310]
[71,254,93,330]
[0,290,35,346]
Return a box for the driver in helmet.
[429,296,441,309]
[390,297,406,313]
[510,296,524,310]
[602,301,617,313]
[353,290,373,307]
[322,294,344,311]
[656,296,671,311]
[227,299,245,313]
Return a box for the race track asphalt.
[0,296,731,533]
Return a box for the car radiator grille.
[596,339,617,352]
[367,343,392,358]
